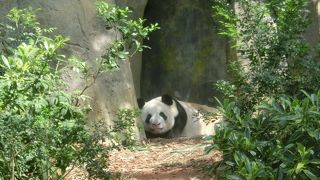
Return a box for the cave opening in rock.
[140,0,228,105]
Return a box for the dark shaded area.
[141,0,228,105]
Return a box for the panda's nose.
[152,122,161,127]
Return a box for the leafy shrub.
[206,91,320,179]
[95,0,159,70]
[212,0,320,112]
[207,0,320,179]
[0,8,92,179]
[111,109,140,148]
[0,2,158,179]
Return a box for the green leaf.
[225,161,235,166]
[302,169,317,180]
[295,162,305,174]
[227,175,242,180]
[309,159,320,165]
[249,150,256,156]
[297,143,307,158]
[1,55,10,69]
[307,129,320,140]
[44,40,49,50]
[310,94,317,104]
[244,155,252,172]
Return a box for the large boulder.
[0,0,148,139]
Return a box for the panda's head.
[138,95,179,135]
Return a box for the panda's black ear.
[137,98,145,109]
[161,94,173,106]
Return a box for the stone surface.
[305,0,320,56]
[141,0,228,105]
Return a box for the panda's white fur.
[139,95,223,138]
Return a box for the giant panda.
[138,94,222,138]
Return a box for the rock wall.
[0,0,147,139]
[141,0,228,105]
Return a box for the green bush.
[96,0,159,71]
[0,2,158,179]
[206,91,320,179]
[207,0,320,179]
[111,109,139,148]
[0,8,91,179]
[212,0,320,112]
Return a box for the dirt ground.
[66,137,222,180]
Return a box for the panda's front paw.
[166,131,177,139]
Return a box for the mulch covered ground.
[66,137,222,180]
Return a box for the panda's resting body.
[138,94,223,138]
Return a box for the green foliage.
[0,3,157,179]
[208,0,320,179]
[111,109,139,148]
[0,8,40,55]
[0,8,95,179]
[96,0,159,70]
[212,0,320,112]
[206,92,320,179]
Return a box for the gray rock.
[0,0,147,140]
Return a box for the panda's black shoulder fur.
[169,95,188,137]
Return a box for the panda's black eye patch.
[159,112,167,120]
[145,114,151,124]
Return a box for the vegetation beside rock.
[206,0,320,179]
